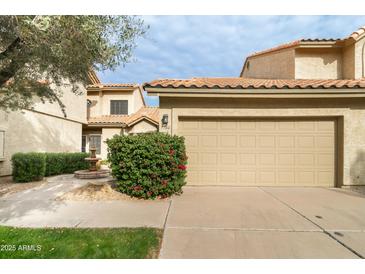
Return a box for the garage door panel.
[316,136,335,148]
[258,153,276,165]
[220,135,237,147]
[201,120,218,130]
[179,118,336,187]
[200,152,217,165]
[200,170,218,184]
[295,153,315,166]
[297,136,315,148]
[317,153,334,167]
[239,153,256,165]
[258,136,276,148]
[258,170,276,185]
[295,170,316,185]
[239,121,256,130]
[201,135,218,147]
[220,121,237,130]
[296,121,316,131]
[278,136,295,148]
[278,170,295,184]
[184,135,199,147]
[277,153,295,166]
[239,171,256,184]
[219,170,237,184]
[239,135,256,147]
[220,153,237,165]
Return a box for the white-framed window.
[89,135,101,155]
[0,130,5,160]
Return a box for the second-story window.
[110,100,128,115]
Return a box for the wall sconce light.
[161,114,168,127]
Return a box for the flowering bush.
[106,133,187,199]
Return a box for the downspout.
[362,41,365,77]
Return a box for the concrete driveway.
[160,187,365,259]
[1,177,365,258]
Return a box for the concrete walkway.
[1,177,365,258]
[0,175,170,228]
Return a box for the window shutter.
[110,100,128,115]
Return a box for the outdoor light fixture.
[162,114,168,127]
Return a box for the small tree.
[0,16,147,115]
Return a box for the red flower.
[178,164,186,170]
[133,186,142,191]
[169,149,175,155]
[161,180,168,186]
[147,191,152,197]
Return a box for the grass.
[0,226,162,259]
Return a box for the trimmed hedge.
[45,152,89,176]
[12,152,89,183]
[107,132,187,199]
[12,152,46,183]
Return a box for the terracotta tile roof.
[87,83,138,89]
[126,106,159,126]
[245,25,365,60]
[87,70,101,84]
[348,25,365,40]
[88,107,159,126]
[247,40,301,58]
[144,77,365,89]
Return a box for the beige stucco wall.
[87,88,144,117]
[0,83,86,176]
[100,128,122,159]
[354,36,365,79]
[33,82,87,123]
[159,95,365,187]
[0,110,83,176]
[295,48,342,79]
[342,44,355,79]
[126,120,158,135]
[241,49,295,79]
[134,88,145,110]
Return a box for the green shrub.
[12,153,46,183]
[45,152,89,176]
[107,132,187,199]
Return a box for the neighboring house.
[144,25,365,189]
[83,73,158,159]
[0,81,87,176]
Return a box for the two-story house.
[144,25,365,189]
[0,80,87,176]
[83,72,158,159]
[240,28,365,80]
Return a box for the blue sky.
[99,15,365,106]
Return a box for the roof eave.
[127,116,159,127]
[86,122,127,128]
[145,87,365,98]
[87,86,138,92]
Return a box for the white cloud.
[99,16,365,106]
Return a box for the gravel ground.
[57,182,170,202]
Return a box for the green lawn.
[0,226,162,259]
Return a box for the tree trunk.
[0,37,26,86]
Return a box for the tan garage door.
[178,118,336,187]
